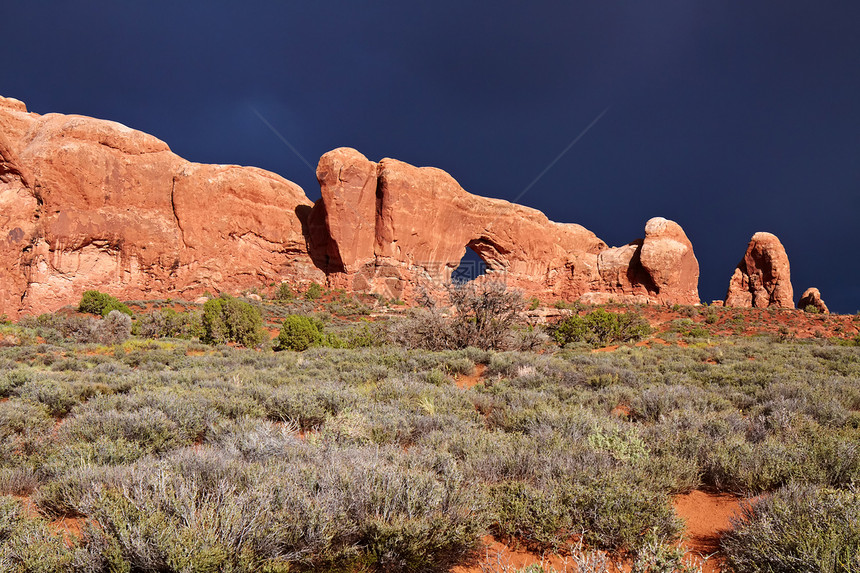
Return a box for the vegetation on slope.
[0,285,858,572]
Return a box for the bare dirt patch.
[673,489,743,573]
[456,363,488,389]
[48,516,85,546]
[452,535,578,573]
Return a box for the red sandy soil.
[453,490,742,573]
[12,495,38,517]
[456,364,488,389]
[48,516,85,546]
[674,490,743,573]
[451,535,580,573]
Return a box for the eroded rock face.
[0,97,322,317]
[315,147,378,273]
[725,232,794,309]
[308,149,700,305]
[798,287,829,314]
[1,98,702,316]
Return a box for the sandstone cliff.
[308,147,699,306]
[0,95,323,317]
[0,98,700,316]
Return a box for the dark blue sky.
[3,2,859,311]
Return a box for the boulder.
[798,287,829,314]
[725,232,794,309]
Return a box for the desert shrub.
[550,309,651,347]
[132,308,203,339]
[0,467,40,496]
[75,445,484,573]
[273,315,324,351]
[274,282,294,301]
[61,407,186,455]
[305,282,324,300]
[390,283,527,351]
[488,480,569,549]
[0,495,99,573]
[628,530,702,573]
[337,322,386,349]
[447,281,525,350]
[264,383,358,429]
[18,311,132,345]
[670,318,709,338]
[100,310,132,344]
[486,474,681,553]
[0,369,30,397]
[0,399,52,464]
[201,295,266,348]
[722,484,860,573]
[35,465,126,518]
[78,290,132,317]
[16,377,80,416]
[388,308,453,351]
[326,294,373,317]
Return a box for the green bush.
[78,290,132,317]
[201,296,266,348]
[273,315,324,351]
[550,308,651,347]
[305,282,324,301]
[722,484,860,573]
[274,282,294,301]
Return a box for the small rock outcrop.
[725,232,794,309]
[798,287,829,314]
[0,98,702,316]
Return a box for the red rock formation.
[724,232,794,309]
[314,147,378,273]
[310,149,699,305]
[0,96,322,317]
[1,98,702,316]
[798,287,829,314]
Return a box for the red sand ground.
[456,363,488,389]
[674,490,743,573]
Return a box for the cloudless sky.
[2,2,859,311]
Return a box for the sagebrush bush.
[101,310,132,344]
[132,308,203,339]
[201,295,266,347]
[722,484,860,573]
[389,282,529,351]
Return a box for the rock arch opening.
[452,245,487,283]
